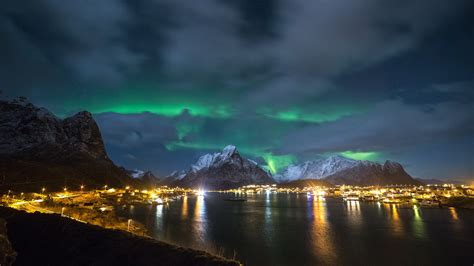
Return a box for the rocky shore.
[0,207,239,266]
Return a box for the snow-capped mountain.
[276,155,419,186]
[323,160,419,186]
[165,145,274,189]
[129,169,145,178]
[275,155,358,182]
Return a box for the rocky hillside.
[323,160,420,186]
[0,98,137,191]
[276,155,419,186]
[166,145,275,190]
[274,155,357,182]
[124,168,161,187]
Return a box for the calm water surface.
[116,193,474,266]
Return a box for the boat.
[381,197,402,204]
[419,200,441,208]
[397,202,414,208]
[361,195,376,202]
[343,193,360,201]
[344,196,360,201]
[223,198,247,202]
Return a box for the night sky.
[1,0,473,180]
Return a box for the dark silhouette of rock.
[0,98,137,191]
[0,218,16,266]
[0,207,239,266]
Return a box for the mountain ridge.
[276,155,419,186]
[164,145,274,189]
[0,98,138,191]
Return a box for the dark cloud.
[276,0,468,77]
[94,112,177,149]
[279,100,473,155]
[94,112,201,175]
[0,1,473,179]
[2,0,471,96]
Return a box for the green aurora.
[338,151,381,161]
[48,87,379,173]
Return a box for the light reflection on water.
[449,207,458,220]
[118,194,474,266]
[391,205,403,236]
[412,206,426,239]
[311,197,337,265]
[264,192,274,244]
[345,200,362,229]
[193,195,207,244]
[181,195,188,219]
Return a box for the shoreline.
[0,207,240,266]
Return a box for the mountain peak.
[0,100,139,190]
[275,155,358,182]
[166,145,274,189]
[222,145,237,157]
[383,160,403,173]
[71,110,93,120]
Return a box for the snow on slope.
[274,155,358,182]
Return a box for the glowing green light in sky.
[176,123,202,140]
[262,153,296,174]
[165,141,223,151]
[258,107,363,123]
[339,151,381,161]
[89,103,233,118]
[166,141,296,174]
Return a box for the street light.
[80,185,84,191]
[42,187,46,193]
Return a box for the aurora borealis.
[1,0,473,180]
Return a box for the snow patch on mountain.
[164,145,274,189]
[130,169,145,178]
[190,145,239,173]
[275,155,358,182]
[168,170,187,180]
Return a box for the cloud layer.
[1,0,473,179]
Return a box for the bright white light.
[196,190,205,197]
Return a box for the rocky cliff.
[167,145,275,190]
[276,155,419,186]
[0,98,136,191]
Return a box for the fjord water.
[117,193,474,266]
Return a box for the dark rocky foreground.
[0,207,239,266]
